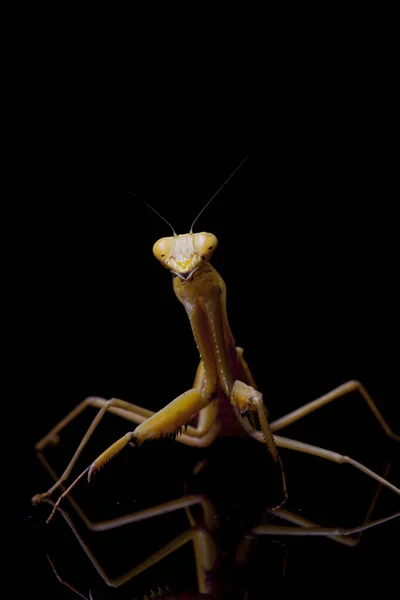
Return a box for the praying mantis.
[33,159,400,530]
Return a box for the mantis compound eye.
[153,237,173,262]
[194,233,218,258]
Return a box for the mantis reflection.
[36,443,399,599]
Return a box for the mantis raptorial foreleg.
[87,389,215,478]
[33,355,222,508]
[44,387,220,522]
[35,359,218,455]
[231,382,277,460]
[230,380,288,503]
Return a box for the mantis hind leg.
[269,380,399,441]
[249,430,400,497]
[254,460,399,545]
[249,380,399,502]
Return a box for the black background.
[10,24,400,599]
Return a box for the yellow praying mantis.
[33,159,400,531]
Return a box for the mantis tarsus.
[33,162,400,529]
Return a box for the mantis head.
[153,232,218,280]
[144,157,247,280]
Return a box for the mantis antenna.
[189,156,248,233]
[130,155,247,235]
[129,192,176,236]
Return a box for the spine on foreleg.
[134,388,205,443]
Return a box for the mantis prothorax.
[33,163,400,525]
